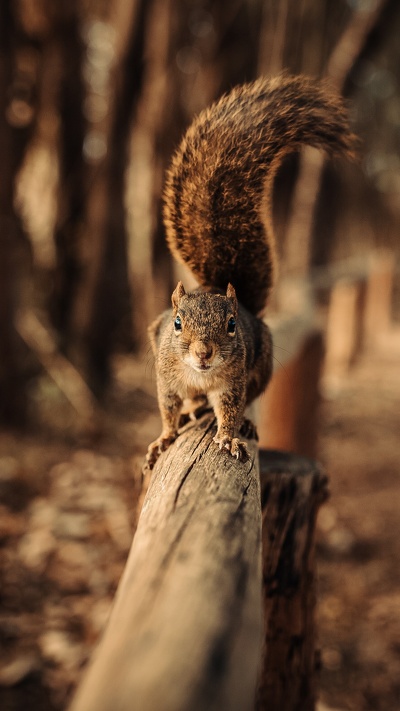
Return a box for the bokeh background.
[0,1,400,709]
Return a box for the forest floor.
[316,328,400,711]
[0,330,399,711]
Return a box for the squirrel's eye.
[174,314,182,331]
[227,317,236,334]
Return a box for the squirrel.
[144,74,356,471]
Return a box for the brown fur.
[144,75,356,470]
[164,74,357,315]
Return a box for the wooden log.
[69,411,262,711]
[256,449,329,711]
[363,250,395,349]
[258,323,324,458]
[323,278,363,378]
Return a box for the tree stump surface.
[69,412,263,711]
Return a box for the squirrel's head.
[171,281,239,374]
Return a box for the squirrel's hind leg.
[178,394,210,428]
[143,433,177,472]
[239,418,259,441]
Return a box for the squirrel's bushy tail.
[163,74,357,315]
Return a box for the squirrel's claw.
[143,434,177,472]
[213,435,249,462]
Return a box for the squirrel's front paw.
[213,434,249,461]
[143,434,177,472]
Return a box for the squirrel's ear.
[171,281,186,310]
[226,283,238,310]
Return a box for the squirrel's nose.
[195,343,213,361]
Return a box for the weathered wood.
[324,278,364,378]
[363,250,395,349]
[69,412,262,711]
[256,450,329,711]
[258,323,324,458]
[317,251,395,382]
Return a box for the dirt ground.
[316,329,400,711]
[0,330,399,711]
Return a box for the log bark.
[69,412,262,711]
[256,450,329,711]
[0,0,38,424]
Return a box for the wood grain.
[257,449,329,711]
[69,412,262,711]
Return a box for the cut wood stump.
[363,250,395,349]
[258,321,325,458]
[68,416,328,711]
[257,449,329,711]
[323,277,366,380]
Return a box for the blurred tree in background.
[1,0,399,425]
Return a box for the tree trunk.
[50,0,87,348]
[79,0,151,390]
[282,0,389,280]
[0,0,38,424]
